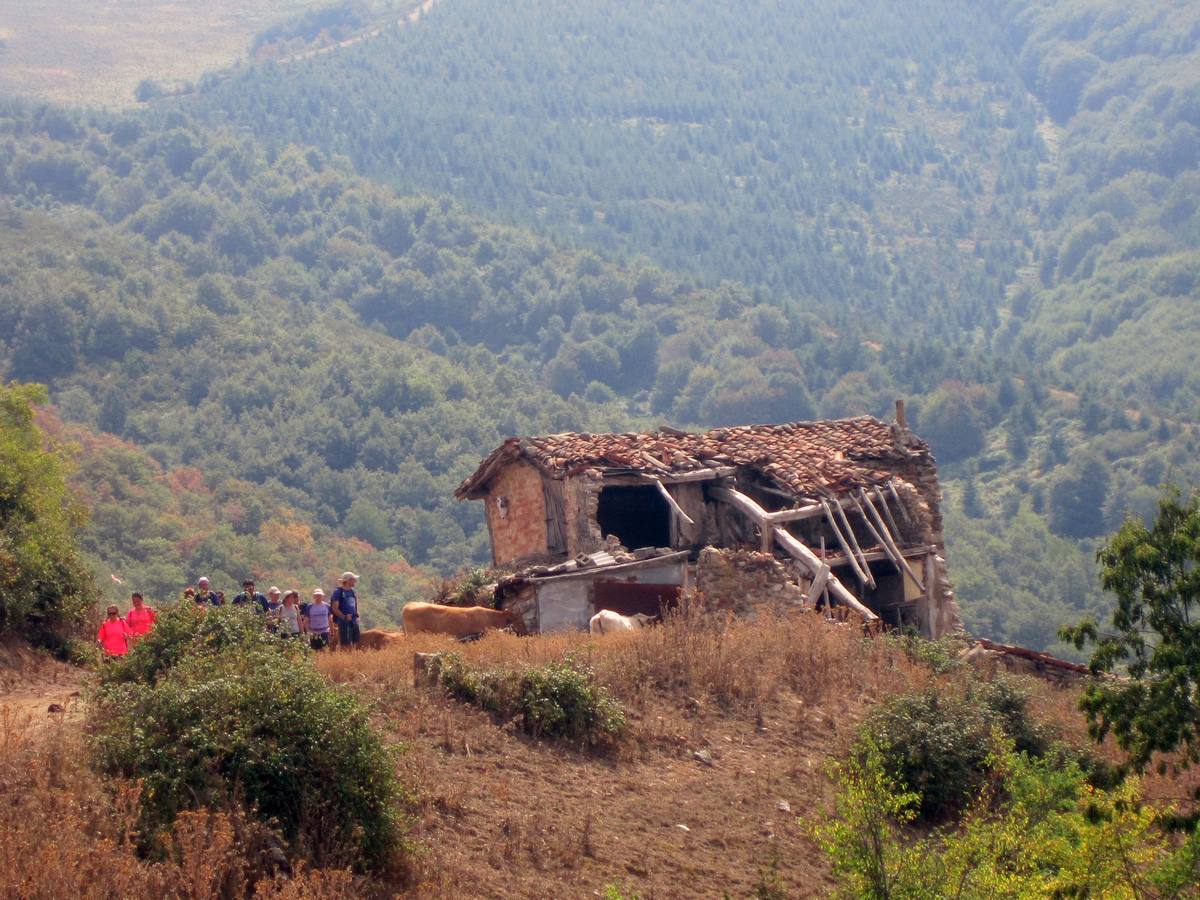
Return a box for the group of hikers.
[96,572,364,657]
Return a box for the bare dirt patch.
[0,639,83,724]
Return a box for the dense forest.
[1,0,1197,649]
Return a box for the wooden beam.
[773,528,877,622]
[712,487,878,622]
[857,491,926,593]
[821,499,872,587]
[652,479,695,529]
[888,481,914,528]
[851,492,904,576]
[874,486,903,540]
[764,503,825,523]
[710,486,769,524]
[864,490,926,596]
[830,498,876,589]
[660,467,737,483]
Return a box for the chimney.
[891,398,911,448]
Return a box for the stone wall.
[694,547,808,616]
[484,459,549,565]
[564,474,604,556]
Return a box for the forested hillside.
[185,0,1041,334]
[1,0,1198,650]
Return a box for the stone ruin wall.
[694,547,809,617]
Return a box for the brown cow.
[401,602,512,639]
[358,628,405,651]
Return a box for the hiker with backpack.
[96,604,131,657]
[125,592,157,640]
[330,572,362,650]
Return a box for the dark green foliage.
[90,605,407,872]
[187,0,1037,337]
[1047,453,1111,538]
[862,677,1047,820]
[96,602,302,687]
[0,382,98,649]
[1061,488,1200,772]
[919,388,987,465]
[2,0,1200,658]
[436,653,627,748]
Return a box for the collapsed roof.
[456,416,932,500]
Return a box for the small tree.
[1061,488,1200,772]
[0,382,98,649]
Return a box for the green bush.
[437,653,627,748]
[0,382,98,651]
[861,676,1048,820]
[90,607,407,873]
[887,633,966,675]
[97,603,302,687]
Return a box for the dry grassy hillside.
[0,0,321,107]
[2,613,1193,898]
[320,615,923,898]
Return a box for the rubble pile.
[694,547,808,616]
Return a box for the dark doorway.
[596,484,671,550]
[595,581,681,618]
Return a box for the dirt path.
[0,643,85,727]
[274,0,442,65]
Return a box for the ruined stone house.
[455,404,961,638]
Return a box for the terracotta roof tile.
[458,417,931,499]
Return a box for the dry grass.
[0,0,323,108]
[321,604,929,719]
[3,612,1193,898]
[0,706,375,898]
[316,611,942,897]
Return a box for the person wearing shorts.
[305,589,332,650]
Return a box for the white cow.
[589,610,655,635]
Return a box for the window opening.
[596,484,672,550]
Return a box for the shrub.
[97,603,302,687]
[0,382,99,651]
[863,689,994,821]
[861,677,1052,821]
[90,607,408,873]
[437,653,627,748]
[819,743,1200,899]
[888,632,966,675]
[434,565,500,607]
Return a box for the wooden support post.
[821,499,873,588]
[807,563,830,607]
[773,529,877,622]
[832,497,876,589]
[858,490,926,593]
[820,536,831,617]
[653,479,695,529]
